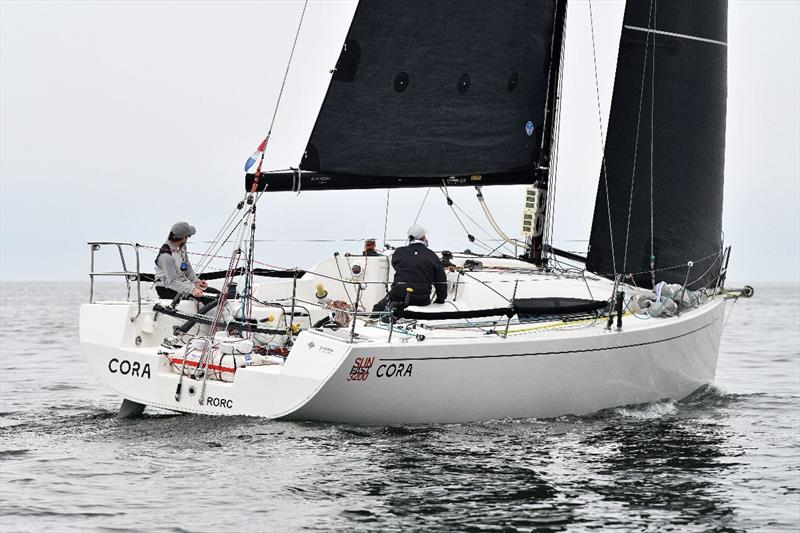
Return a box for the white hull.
[80,294,725,424]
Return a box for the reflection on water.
[0,283,798,531]
[581,414,739,531]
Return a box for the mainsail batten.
[586,0,728,289]
[248,0,562,192]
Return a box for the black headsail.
[586,0,728,289]
[246,0,563,193]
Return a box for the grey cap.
[407,224,426,240]
[170,221,196,239]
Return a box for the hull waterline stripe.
[380,322,713,362]
[623,25,727,47]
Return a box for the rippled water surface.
[1,282,798,532]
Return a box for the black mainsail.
[586,0,728,289]
[246,0,563,192]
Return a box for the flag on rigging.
[244,138,268,172]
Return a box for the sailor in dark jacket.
[373,224,447,312]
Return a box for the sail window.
[458,73,471,94]
[394,72,409,93]
[508,72,519,91]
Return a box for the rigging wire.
[442,185,521,256]
[242,195,261,328]
[382,189,391,248]
[437,185,494,254]
[588,0,617,275]
[413,188,432,225]
[623,250,720,278]
[649,1,658,287]
[621,0,655,274]
[685,252,723,287]
[720,297,738,334]
[195,195,249,273]
[248,0,309,185]
[266,0,309,138]
[457,196,517,255]
[196,205,253,274]
[162,197,255,303]
[332,254,354,305]
[453,197,503,240]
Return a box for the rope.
[197,249,242,402]
[622,0,655,273]
[505,314,602,335]
[588,0,616,275]
[474,188,527,250]
[458,271,512,303]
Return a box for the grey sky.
[1,0,798,283]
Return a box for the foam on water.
[611,399,680,419]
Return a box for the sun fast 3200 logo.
[346,356,375,382]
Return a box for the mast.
[528,0,568,267]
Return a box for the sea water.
[0,282,798,532]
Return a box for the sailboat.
[80,0,752,423]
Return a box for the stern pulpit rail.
[87,241,143,321]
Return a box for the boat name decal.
[108,358,151,379]
[376,363,413,379]
[347,356,375,382]
[205,396,233,409]
[309,340,334,354]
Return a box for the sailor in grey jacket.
[154,221,206,299]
